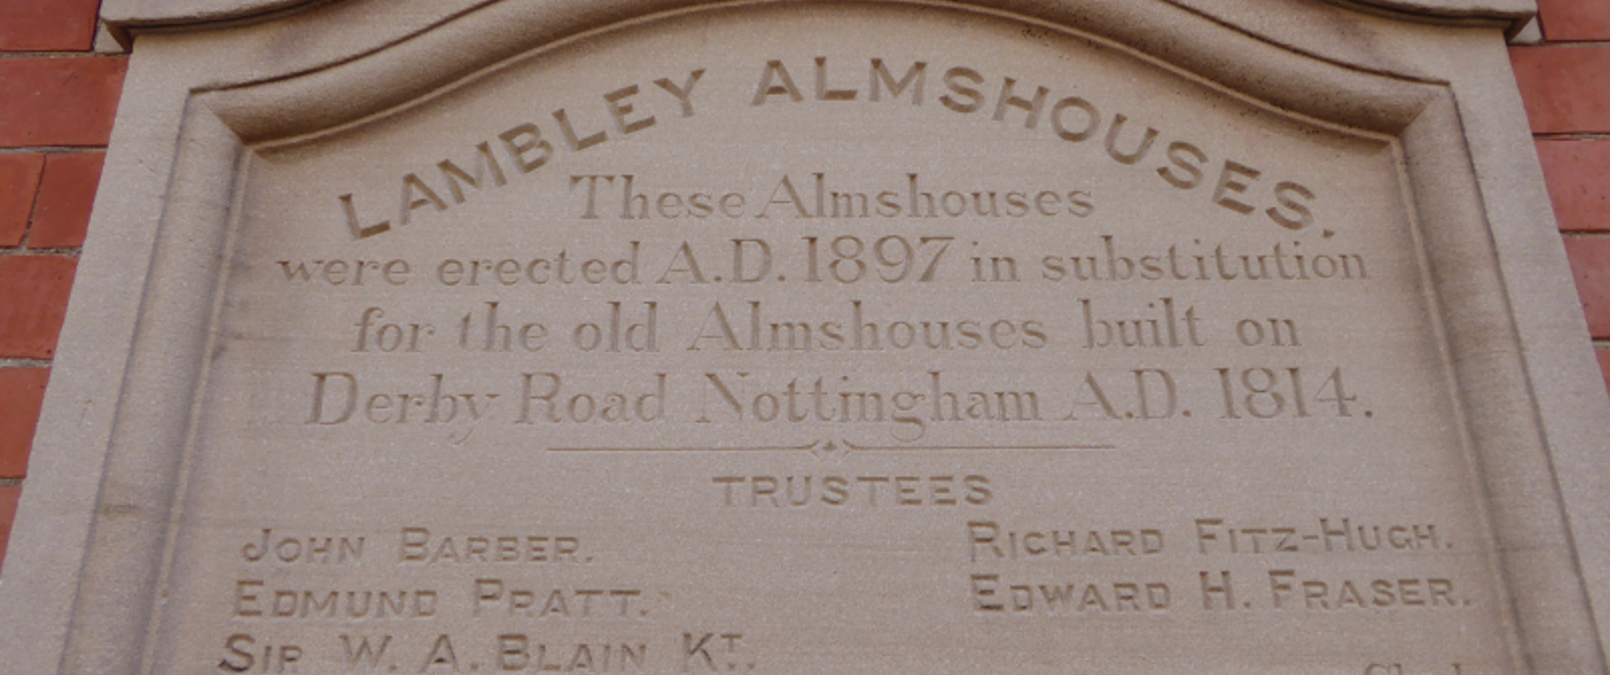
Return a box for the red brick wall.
[1515,1,1610,394]
[0,0,125,573]
[0,3,1603,574]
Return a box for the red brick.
[1510,46,1610,134]
[0,485,18,575]
[1537,140,1610,232]
[0,368,47,478]
[28,152,102,248]
[0,0,101,52]
[1538,0,1610,42]
[1565,237,1610,338]
[0,153,44,247]
[0,57,128,147]
[1598,349,1610,398]
[0,255,76,359]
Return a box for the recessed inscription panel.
[160,4,1508,674]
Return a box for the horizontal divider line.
[550,444,1118,452]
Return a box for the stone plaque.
[6,2,1610,675]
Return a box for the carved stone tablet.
[5,2,1610,675]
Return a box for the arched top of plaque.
[97,0,1539,41]
[187,0,1455,149]
[179,0,1470,149]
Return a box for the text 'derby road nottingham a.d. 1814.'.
[17,2,1610,675]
